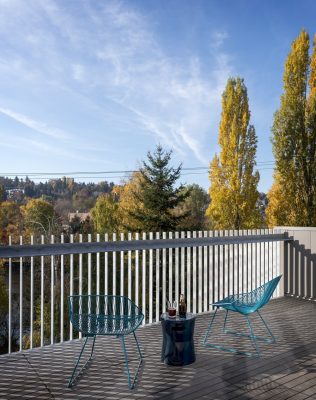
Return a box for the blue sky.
[0,0,315,192]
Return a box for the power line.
[0,168,276,181]
[0,162,276,177]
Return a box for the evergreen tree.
[129,145,188,232]
[206,77,261,229]
[267,30,316,226]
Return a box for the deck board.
[0,297,316,399]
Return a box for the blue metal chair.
[203,275,282,358]
[67,295,144,389]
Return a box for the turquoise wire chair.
[203,275,282,357]
[67,295,144,389]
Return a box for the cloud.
[72,64,85,82]
[0,107,71,140]
[0,0,234,167]
[211,30,229,48]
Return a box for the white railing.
[0,229,285,354]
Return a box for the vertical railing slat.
[156,232,160,322]
[112,233,117,297]
[192,231,197,314]
[120,233,124,297]
[30,236,34,349]
[209,231,214,311]
[135,233,139,307]
[40,235,44,346]
[162,232,167,313]
[142,232,146,324]
[175,231,179,307]
[88,234,92,296]
[168,232,173,305]
[214,230,219,304]
[104,233,108,295]
[50,235,54,345]
[186,231,191,312]
[60,234,64,343]
[128,232,132,301]
[19,236,23,351]
[181,231,185,297]
[69,234,74,341]
[198,231,203,313]
[149,232,153,324]
[79,234,83,339]
[203,230,208,312]
[8,236,12,354]
[96,234,100,296]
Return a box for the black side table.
[161,313,196,366]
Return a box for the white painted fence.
[1,229,283,354]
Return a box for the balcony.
[0,228,315,399]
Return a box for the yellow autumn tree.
[267,30,316,226]
[114,172,145,232]
[206,77,261,229]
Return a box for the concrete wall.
[274,227,316,300]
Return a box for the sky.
[0,0,315,192]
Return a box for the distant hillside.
[0,176,115,217]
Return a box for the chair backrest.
[68,295,140,321]
[233,275,282,314]
[256,275,282,310]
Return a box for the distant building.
[68,210,91,222]
[6,188,25,199]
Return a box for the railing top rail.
[0,233,290,258]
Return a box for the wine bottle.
[179,294,187,318]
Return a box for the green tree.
[267,30,316,226]
[175,184,210,230]
[206,77,261,229]
[90,194,120,234]
[129,145,188,232]
[22,198,61,236]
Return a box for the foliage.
[113,172,145,232]
[128,145,189,232]
[90,194,120,234]
[21,198,61,236]
[206,77,261,229]
[0,201,23,244]
[175,184,210,230]
[267,30,316,226]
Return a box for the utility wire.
[0,162,276,177]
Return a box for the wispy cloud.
[0,107,71,140]
[0,0,234,168]
[211,30,229,49]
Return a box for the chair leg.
[68,335,96,388]
[203,310,260,358]
[223,310,229,332]
[245,315,260,358]
[257,310,276,343]
[133,331,143,359]
[203,307,218,344]
[119,332,143,389]
[224,311,276,344]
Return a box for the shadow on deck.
[0,297,316,400]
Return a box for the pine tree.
[206,77,261,229]
[129,145,188,232]
[267,30,316,226]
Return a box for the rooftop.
[1,297,315,400]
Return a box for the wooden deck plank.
[0,297,315,399]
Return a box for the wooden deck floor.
[1,297,316,400]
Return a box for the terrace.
[0,227,315,399]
